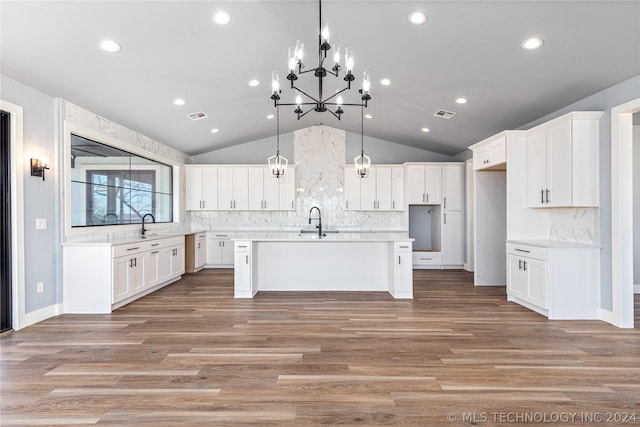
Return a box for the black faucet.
[141,213,155,237]
[308,206,324,238]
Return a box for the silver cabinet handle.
[444,197,447,209]
[291,200,294,209]
[245,255,249,264]
[444,213,447,225]
[523,261,527,271]
[398,256,401,265]
[515,248,530,253]
[221,241,225,247]
[546,189,550,204]
[203,200,206,209]
[126,247,140,251]
[392,201,395,209]
[519,259,522,269]
[237,245,247,248]
[426,194,429,203]
[399,245,409,249]
[151,243,159,247]
[150,251,159,254]
[541,189,544,204]
[422,194,425,203]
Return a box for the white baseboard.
[23,303,63,329]
[598,308,615,325]
[474,283,506,287]
[634,284,640,294]
[463,263,474,272]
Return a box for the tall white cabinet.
[406,162,464,269]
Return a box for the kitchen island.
[232,232,414,299]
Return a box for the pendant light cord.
[276,106,280,156]
[361,104,364,157]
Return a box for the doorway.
[611,97,640,328]
[0,110,11,332]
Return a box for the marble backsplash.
[189,125,408,232]
[549,207,599,244]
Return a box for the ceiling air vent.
[433,109,456,119]
[187,111,208,121]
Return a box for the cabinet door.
[343,166,361,210]
[488,138,506,166]
[195,237,206,269]
[278,168,296,211]
[473,146,491,170]
[202,167,218,210]
[546,121,572,207]
[185,167,203,211]
[113,256,132,303]
[248,168,265,211]
[221,240,235,264]
[171,245,185,277]
[394,252,413,293]
[391,167,404,211]
[506,255,526,299]
[234,250,252,295]
[442,211,463,265]
[217,168,234,210]
[442,164,463,210]
[158,248,173,282]
[130,256,145,292]
[233,168,249,210]
[526,130,547,207]
[376,168,393,210]
[424,165,442,204]
[360,168,377,210]
[525,257,547,309]
[145,250,161,288]
[206,238,223,265]
[263,169,280,210]
[405,166,425,204]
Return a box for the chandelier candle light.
[268,106,288,178]
[270,0,372,120]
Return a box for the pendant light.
[268,106,288,178]
[354,105,371,178]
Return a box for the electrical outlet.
[35,218,47,230]
[36,282,44,293]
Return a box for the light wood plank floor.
[1,270,639,426]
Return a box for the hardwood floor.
[1,269,639,426]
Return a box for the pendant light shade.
[268,106,288,178]
[354,105,371,178]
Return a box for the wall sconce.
[31,158,49,181]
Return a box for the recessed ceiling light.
[98,39,121,53]
[421,127,430,133]
[380,78,391,86]
[408,12,428,25]
[266,114,275,119]
[365,114,373,119]
[213,11,231,25]
[173,98,186,106]
[211,128,219,133]
[455,97,468,104]
[521,37,544,50]
[249,79,260,87]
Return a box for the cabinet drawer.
[395,242,413,252]
[113,242,147,258]
[207,232,236,239]
[506,243,547,260]
[413,252,442,266]
[234,241,251,251]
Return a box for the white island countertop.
[507,239,600,249]
[234,232,413,242]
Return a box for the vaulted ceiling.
[1,1,639,156]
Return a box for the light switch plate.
[36,218,47,229]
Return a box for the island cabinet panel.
[525,111,602,208]
[185,232,207,273]
[233,241,254,298]
[63,235,185,313]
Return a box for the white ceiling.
[1,1,639,156]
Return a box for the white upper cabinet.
[406,165,442,205]
[277,168,296,211]
[470,133,508,171]
[185,166,218,211]
[344,165,404,211]
[218,167,249,210]
[248,167,279,210]
[525,111,603,208]
[442,164,463,211]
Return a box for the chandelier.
[268,106,288,178]
[354,105,371,178]
[270,0,371,120]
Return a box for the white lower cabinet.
[442,210,463,266]
[63,235,186,313]
[234,241,254,298]
[412,252,442,269]
[506,241,599,319]
[391,242,413,298]
[206,232,236,267]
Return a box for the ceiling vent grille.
[433,109,456,119]
[187,111,208,121]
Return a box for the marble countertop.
[233,232,413,242]
[507,239,601,249]
[62,230,207,246]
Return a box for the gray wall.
[1,75,59,313]
[192,128,455,165]
[517,74,640,311]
